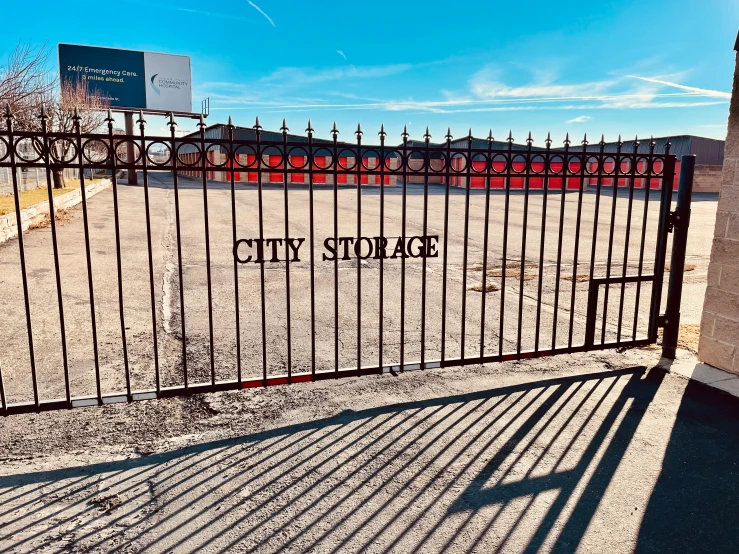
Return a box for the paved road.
[0,174,718,404]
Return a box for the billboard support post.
[124,112,138,185]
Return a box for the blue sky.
[3,0,738,142]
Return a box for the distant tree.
[0,42,53,130]
[0,43,110,188]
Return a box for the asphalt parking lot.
[0,174,718,404]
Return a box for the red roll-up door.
[313,156,327,184]
[337,157,348,184]
[269,155,282,183]
[290,156,305,183]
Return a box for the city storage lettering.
[233,235,439,264]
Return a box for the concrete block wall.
[693,164,723,193]
[699,46,739,373]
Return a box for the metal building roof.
[582,135,724,165]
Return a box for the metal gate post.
[661,154,696,359]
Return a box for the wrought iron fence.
[0,106,693,415]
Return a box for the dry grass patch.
[0,181,93,216]
[470,282,501,293]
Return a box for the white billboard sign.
[144,52,192,112]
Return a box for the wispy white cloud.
[337,50,347,61]
[202,61,730,117]
[248,1,275,27]
[129,1,255,23]
[627,75,731,98]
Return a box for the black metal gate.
[0,107,694,415]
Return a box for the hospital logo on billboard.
[149,74,189,96]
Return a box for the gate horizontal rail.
[0,107,690,415]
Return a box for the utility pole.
[124,112,138,185]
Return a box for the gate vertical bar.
[307,121,316,377]
[460,130,472,360]
[378,124,386,370]
[499,132,514,356]
[661,154,695,359]
[601,137,624,343]
[585,137,606,346]
[331,123,339,373]
[587,137,606,283]
[633,138,661,340]
[169,114,188,388]
[400,125,408,370]
[108,112,131,398]
[198,115,216,385]
[648,155,676,341]
[228,117,242,383]
[4,105,38,407]
[567,135,589,349]
[74,108,102,404]
[281,120,292,383]
[480,130,493,357]
[137,111,160,393]
[355,124,363,371]
[440,128,452,363]
[617,138,640,341]
[421,127,431,367]
[255,118,268,384]
[41,104,70,404]
[552,134,570,349]
[534,133,553,354]
[517,133,533,358]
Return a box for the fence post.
[661,154,696,359]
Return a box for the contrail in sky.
[248,1,276,27]
[628,75,730,98]
[337,50,348,61]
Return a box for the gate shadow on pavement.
[1,366,739,552]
